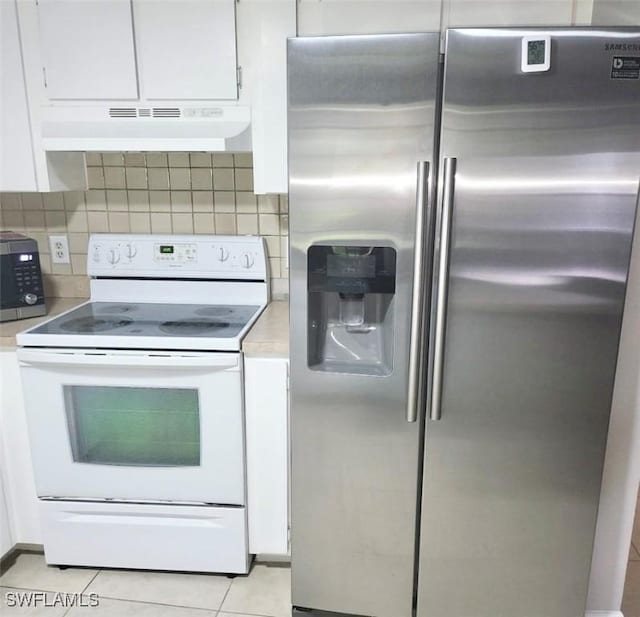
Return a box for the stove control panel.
[154,242,198,264]
[88,234,268,281]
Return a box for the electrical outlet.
[49,234,70,264]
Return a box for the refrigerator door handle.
[430,156,457,421]
[407,160,430,423]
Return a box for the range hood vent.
[41,105,251,152]
[152,108,181,118]
[109,107,137,118]
[108,107,182,119]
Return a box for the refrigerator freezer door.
[288,34,441,617]
[418,28,640,617]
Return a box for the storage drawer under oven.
[40,500,249,573]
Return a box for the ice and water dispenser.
[307,245,396,376]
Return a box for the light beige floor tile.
[631,543,640,561]
[0,554,98,594]
[66,597,216,616]
[624,561,640,617]
[221,565,290,617]
[0,587,68,616]
[85,569,231,611]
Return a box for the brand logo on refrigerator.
[604,42,640,52]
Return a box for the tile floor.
[2,502,638,617]
[0,555,290,617]
[624,491,640,617]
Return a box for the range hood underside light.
[40,105,251,152]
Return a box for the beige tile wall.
[0,152,289,299]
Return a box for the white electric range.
[16,234,269,574]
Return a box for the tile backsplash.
[0,152,289,299]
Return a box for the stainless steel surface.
[288,33,441,617]
[429,156,456,422]
[417,28,640,617]
[407,161,430,423]
[17,305,46,319]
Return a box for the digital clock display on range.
[159,245,174,254]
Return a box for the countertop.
[0,298,87,348]
[242,301,289,358]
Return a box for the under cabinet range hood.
[40,105,251,152]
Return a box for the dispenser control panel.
[308,245,396,295]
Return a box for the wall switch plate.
[49,234,70,264]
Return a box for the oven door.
[18,348,245,505]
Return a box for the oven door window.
[64,386,200,467]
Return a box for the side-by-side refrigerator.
[288,28,640,617]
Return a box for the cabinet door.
[134,0,238,100]
[297,0,442,35]
[446,0,573,26]
[37,0,138,100]
[1,0,37,190]
[0,473,13,556]
[245,357,289,555]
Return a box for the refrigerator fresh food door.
[288,33,441,617]
[418,28,640,617]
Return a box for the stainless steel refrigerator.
[288,28,640,617]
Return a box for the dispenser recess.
[307,245,396,376]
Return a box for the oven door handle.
[16,348,240,370]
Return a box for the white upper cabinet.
[592,0,640,25]
[2,0,37,190]
[297,0,443,35]
[1,0,85,191]
[133,0,238,100]
[37,0,138,100]
[446,0,574,27]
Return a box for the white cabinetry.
[298,0,442,35]
[0,473,13,557]
[244,356,289,556]
[0,350,42,547]
[37,0,138,100]
[298,0,595,36]
[134,0,237,100]
[35,0,238,102]
[1,0,38,191]
[0,0,85,192]
[592,0,640,24]
[445,0,574,28]
[238,1,296,194]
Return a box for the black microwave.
[0,232,46,322]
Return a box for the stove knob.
[125,243,138,260]
[242,253,255,269]
[23,293,38,305]
[92,248,101,263]
[107,248,121,264]
[218,247,229,262]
